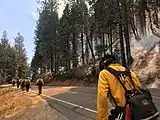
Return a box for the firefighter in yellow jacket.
[97,54,142,120]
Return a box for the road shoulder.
[0,87,69,120]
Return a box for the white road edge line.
[30,90,160,114]
[30,90,97,113]
[152,96,160,99]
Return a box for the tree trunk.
[90,31,93,52]
[56,56,59,74]
[50,3,54,73]
[81,32,85,65]
[67,35,71,70]
[148,9,160,38]
[124,25,132,66]
[43,65,46,73]
[102,33,105,56]
[117,0,126,67]
[18,66,22,79]
[119,25,126,67]
[130,20,140,40]
[54,52,57,74]
[95,33,98,45]
[65,37,68,72]
[72,33,77,68]
[47,62,50,72]
[86,32,96,62]
[65,33,70,72]
[50,50,54,73]
[40,61,43,74]
[154,11,159,27]
[109,26,113,54]
[139,0,147,36]
[153,0,159,27]
[85,37,89,64]
[53,15,58,74]
[123,0,132,66]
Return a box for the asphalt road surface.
[31,86,160,120]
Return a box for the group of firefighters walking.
[11,78,44,95]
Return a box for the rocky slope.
[132,41,160,86]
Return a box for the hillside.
[132,40,160,87]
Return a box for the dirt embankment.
[0,87,69,120]
[0,87,33,119]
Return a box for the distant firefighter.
[11,79,16,87]
[16,79,20,88]
[36,78,44,95]
[20,79,25,91]
[25,79,31,92]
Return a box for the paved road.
[31,86,160,120]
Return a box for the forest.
[29,0,160,81]
[0,31,29,84]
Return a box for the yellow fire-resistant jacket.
[97,63,142,120]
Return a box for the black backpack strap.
[106,67,128,107]
[108,90,118,107]
[106,67,137,90]
[106,67,139,105]
[124,67,136,89]
[106,67,128,91]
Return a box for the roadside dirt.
[0,87,70,120]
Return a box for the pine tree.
[1,30,9,45]
[14,32,28,78]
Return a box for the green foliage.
[31,0,59,74]
[33,73,45,81]
[0,31,28,83]
[14,32,28,78]
[55,65,88,80]
[1,31,9,45]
